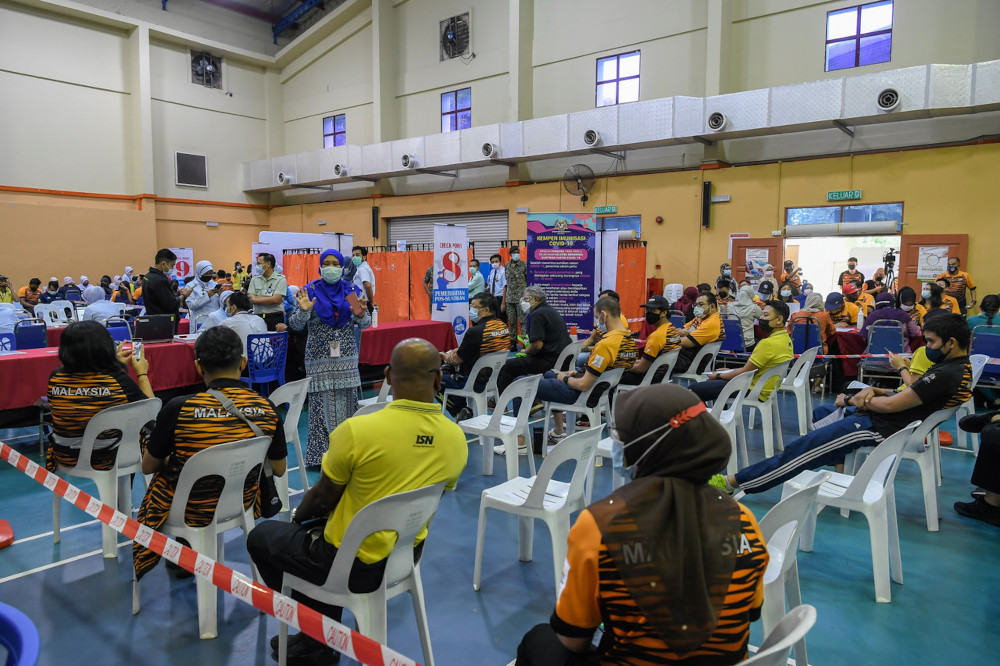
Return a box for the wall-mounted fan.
[191,52,222,89]
[439,13,470,61]
[563,164,597,204]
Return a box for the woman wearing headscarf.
[897,286,926,327]
[759,264,780,295]
[198,289,233,332]
[516,384,768,665]
[787,291,837,353]
[81,285,120,322]
[186,260,221,328]
[675,286,699,322]
[732,284,763,352]
[289,249,371,465]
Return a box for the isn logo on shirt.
[415,435,435,447]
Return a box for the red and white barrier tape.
[718,350,905,360]
[0,442,421,666]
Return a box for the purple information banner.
[526,213,597,336]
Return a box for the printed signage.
[526,213,597,336]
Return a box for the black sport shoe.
[271,633,340,664]
[958,411,1000,434]
[954,497,1000,527]
[270,632,311,653]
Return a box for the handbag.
[207,389,283,518]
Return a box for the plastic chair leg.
[798,506,818,553]
[52,491,61,544]
[761,576,786,636]
[132,578,141,615]
[275,471,290,513]
[918,452,940,532]
[473,504,488,591]
[409,567,435,666]
[504,434,519,481]
[277,601,290,665]
[725,422,739,476]
[796,387,809,436]
[865,506,892,603]
[760,406,774,458]
[517,515,534,562]
[482,434,494,476]
[96,474,118,558]
[886,489,903,585]
[547,513,570,604]
[195,531,219,638]
[772,400,784,452]
[785,560,808,666]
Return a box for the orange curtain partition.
[282,251,320,290]
[617,245,647,333]
[368,251,410,324]
[408,250,434,320]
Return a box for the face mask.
[511,253,520,262]
[719,291,729,299]
[760,318,776,331]
[470,266,478,275]
[764,270,774,277]
[848,263,857,270]
[722,269,731,277]
[48,288,58,294]
[925,343,949,364]
[254,265,264,276]
[235,265,242,272]
[470,308,480,323]
[492,262,500,269]
[780,289,792,298]
[693,305,705,318]
[804,288,813,295]
[900,303,914,312]
[948,266,958,273]
[921,289,931,299]
[321,266,342,283]
[226,307,237,317]
[520,299,531,312]
[352,256,363,267]
[644,311,660,325]
[200,274,212,283]
[595,317,607,333]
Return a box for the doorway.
[784,235,901,296]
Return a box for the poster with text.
[432,224,470,343]
[526,213,597,336]
[169,248,194,281]
[744,248,770,286]
[917,246,948,281]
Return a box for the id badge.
[329,341,341,358]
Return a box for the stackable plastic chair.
[552,339,585,373]
[458,375,540,479]
[473,426,601,604]
[970,325,1000,391]
[132,435,273,639]
[0,332,14,351]
[31,304,61,326]
[758,473,828,666]
[900,406,963,532]
[706,372,755,475]
[744,605,817,666]
[441,351,508,421]
[782,422,919,603]
[614,348,680,397]
[777,346,822,436]
[13,318,46,350]
[277,483,446,666]
[353,401,391,417]
[671,340,723,384]
[49,300,77,323]
[104,316,132,343]
[742,361,792,458]
[268,377,312,505]
[51,399,161,558]
[540,368,624,457]
[246,331,288,397]
[953,353,990,454]
[859,320,904,384]
[358,379,392,408]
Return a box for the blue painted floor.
[2,390,999,665]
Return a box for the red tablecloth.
[359,320,459,366]
[45,319,190,347]
[0,341,201,411]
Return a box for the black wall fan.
[440,15,470,60]
[563,164,597,204]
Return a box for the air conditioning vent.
[707,112,727,131]
[583,130,601,147]
[439,12,471,61]
[175,152,208,188]
[333,164,347,178]
[482,143,498,158]
[877,88,900,112]
[191,51,222,89]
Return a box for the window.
[786,202,903,226]
[596,51,640,107]
[323,114,346,148]
[441,88,471,133]
[825,1,893,72]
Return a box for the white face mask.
[900,303,914,312]
[692,305,705,318]
[921,289,931,299]
[804,289,813,295]
[491,262,500,269]
[510,253,520,261]
[780,289,792,298]
[520,299,531,312]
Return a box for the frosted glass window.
[596,51,640,107]
[825,1,892,72]
[322,114,346,148]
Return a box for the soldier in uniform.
[504,246,528,352]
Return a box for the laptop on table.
[133,315,176,344]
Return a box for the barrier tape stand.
[0,442,421,666]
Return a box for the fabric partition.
[498,247,511,264]
[368,251,410,324]
[408,250,433,320]
[617,245,647,333]
[282,251,320,289]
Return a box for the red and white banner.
[170,248,194,281]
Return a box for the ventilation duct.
[784,221,899,237]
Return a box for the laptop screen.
[133,315,175,343]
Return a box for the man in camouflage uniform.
[504,246,528,352]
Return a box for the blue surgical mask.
[352,256,363,267]
[321,266,342,283]
[470,266,478,275]
[470,308,481,323]
[693,305,705,318]
[254,264,264,276]
[595,317,607,333]
[511,253,520,262]
[921,289,931,299]
[722,269,731,277]
[780,289,792,298]
[925,343,948,364]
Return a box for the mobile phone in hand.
[131,339,143,360]
[346,292,365,317]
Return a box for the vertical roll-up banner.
[170,248,194,281]
[526,213,597,337]
[432,223,470,342]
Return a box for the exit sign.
[827,189,862,201]
[594,205,617,214]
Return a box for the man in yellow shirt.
[826,291,860,327]
[231,261,249,291]
[937,258,976,313]
[0,276,13,304]
[247,338,467,664]
[690,301,794,403]
[621,295,681,386]
[673,293,725,374]
[546,296,638,442]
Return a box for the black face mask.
[645,311,661,325]
[848,263,857,270]
[200,274,212,283]
[719,290,729,299]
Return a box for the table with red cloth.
[359,320,458,366]
[0,342,201,412]
[45,319,190,347]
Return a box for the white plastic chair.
[552,339,585,373]
[132,435,273,638]
[442,350,508,422]
[50,300,77,323]
[742,361,792,458]
[671,340,723,383]
[277,482,446,666]
[758,473,828,666]
[268,378,311,509]
[594,437,627,493]
[953,354,990,454]
[777,346,821,436]
[782,422,919,603]
[354,401,392,417]
[744,605,817,666]
[32,303,62,325]
[540,367,624,458]
[900,406,962,532]
[615,348,680,397]
[194,314,210,331]
[458,374,540,479]
[358,379,392,408]
[706,372,755,475]
[473,426,601,603]
[52,399,161,558]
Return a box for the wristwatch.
[563,375,571,385]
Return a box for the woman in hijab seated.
[732,284,763,352]
[289,249,371,466]
[81,285,121,323]
[516,384,769,666]
[198,289,233,332]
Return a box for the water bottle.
[856,306,864,331]
[372,305,379,328]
